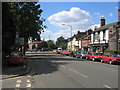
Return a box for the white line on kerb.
[104,85,112,89]
[27,75,31,78]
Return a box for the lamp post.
[62,24,72,51]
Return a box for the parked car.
[100,53,120,64]
[76,51,87,59]
[8,52,25,65]
[70,51,80,57]
[60,51,70,56]
[86,52,101,61]
[53,49,57,53]
[69,51,75,57]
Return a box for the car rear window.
[82,52,87,54]
[110,54,119,57]
[93,53,98,55]
[11,52,23,56]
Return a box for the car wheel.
[109,60,112,64]
[101,59,104,63]
[92,58,95,61]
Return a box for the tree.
[56,36,67,50]
[37,41,48,50]
[2,2,46,55]
[47,40,57,50]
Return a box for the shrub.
[104,50,120,54]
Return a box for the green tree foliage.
[56,36,67,50]
[2,2,46,55]
[37,41,48,50]
[47,40,57,50]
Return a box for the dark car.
[69,51,78,57]
[73,51,81,57]
[76,51,87,59]
[8,52,24,65]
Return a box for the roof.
[81,34,91,40]
[93,22,118,32]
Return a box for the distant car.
[76,51,87,59]
[69,51,75,57]
[8,52,24,65]
[60,51,70,56]
[86,52,101,61]
[72,51,80,57]
[53,49,57,53]
[101,53,120,64]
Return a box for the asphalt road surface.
[2,51,119,89]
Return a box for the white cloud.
[42,7,101,42]
[94,12,101,16]
[109,13,113,17]
[41,29,53,41]
[47,7,93,29]
[88,24,100,31]
[41,28,87,42]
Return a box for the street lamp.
[62,24,72,51]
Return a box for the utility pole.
[62,24,72,51]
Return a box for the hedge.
[104,50,120,54]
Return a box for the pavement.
[2,55,30,80]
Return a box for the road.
[2,51,119,89]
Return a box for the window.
[118,29,120,40]
[103,30,106,40]
[95,33,98,41]
[103,53,109,57]
[98,31,100,41]
[93,32,95,41]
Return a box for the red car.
[60,51,70,56]
[8,52,24,65]
[86,52,101,61]
[100,53,120,64]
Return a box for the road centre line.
[104,85,112,89]
[60,65,88,78]
[61,65,66,68]
[68,68,88,78]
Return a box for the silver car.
[76,51,87,59]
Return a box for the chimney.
[100,16,105,27]
[118,1,120,21]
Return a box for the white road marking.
[104,85,112,89]
[27,80,31,83]
[79,74,88,78]
[16,80,21,83]
[26,84,32,88]
[15,84,21,88]
[61,65,66,67]
[69,68,73,71]
[68,68,88,78]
